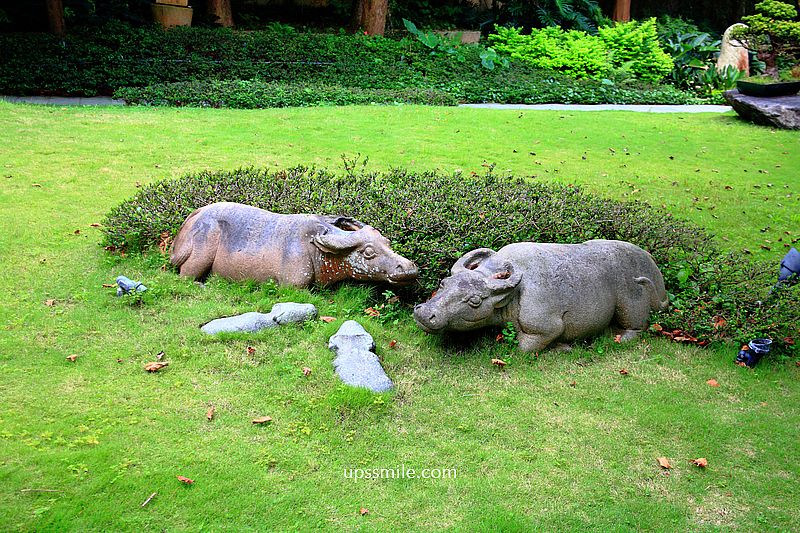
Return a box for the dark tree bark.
[350,0,388,36]
[208,0,234,27]
[612,0,631,22]
[45,0,65,36]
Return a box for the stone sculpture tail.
[169,208,202,268]
[634,276,669,311]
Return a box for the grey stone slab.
[328,320,393,393]
[723,90,800,129]
[201,302,317,334]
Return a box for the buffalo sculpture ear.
[323,216,366,231]
[486,261,522,294]
[312,230,361,254]
[451,248,496,274]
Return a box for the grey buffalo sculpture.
[170,202,418,288]
[413,240,668,352]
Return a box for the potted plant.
[732,0,800,97]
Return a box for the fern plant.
[500,0,607,34]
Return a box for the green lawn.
[0,102,798,531]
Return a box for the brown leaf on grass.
[388,340,397,349]
[657,457,672,469]
[302,367,312,377]
[252,416,273,425]
[360,507,369,516]
[73,229,81,235]
[495,333,504,342]
[691,458,708,468]
[712,316,727,329]
[102,283,116,288]
[144,362,168,372]
[206,406,215,421]
[364,307,380,318]
[176,475,194,484]
[491,358,507,368]
[44,299,56,307]
[246,346,256,355]
[320,316,337,323]
[651,323,663,332]
[66,354,78,362]
[89,223,101,228]
[569,380,577,387]
[32,183,42,187]
[706,379,720,387]
[614,334,622,343]
[619,368,629,376]
[784,337,795,345]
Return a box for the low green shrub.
[489,26,610,79]
[0,21,701,104]
[489,19,674,83]
[114,80,458,108]
[102,167,798,351]
[598,19,674,83]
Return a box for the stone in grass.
[201,302,317,334]
[328,320,393,393]
[724,90,800,130]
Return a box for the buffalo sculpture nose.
[388,261,419,284]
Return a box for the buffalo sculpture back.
[170,202,418,288]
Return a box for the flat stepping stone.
[201,302,317,334]
[724,90,800,130]
[328,321,393,393]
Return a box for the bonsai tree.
[733,0,800,78]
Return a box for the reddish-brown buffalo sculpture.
[170,202,418,288]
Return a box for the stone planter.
[152,3,193,28]
[736,79,800,97]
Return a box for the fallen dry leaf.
[89,223,101,228]
[252,416,273,425]
[247,346,256,355]
[712,315,727,329]
[364,307,380,318]
[491,358,507,368]
[206,406,215,421]
[44,299,56,307]
[360,507,369,516]
[144,362,168,373]
[66,354,78,362]
[320,316,336,323]
[706,379,720,387]
[495,333,504,342]
[619,368,629,376]
[691,458,708,468]
[657,457,672,469]
[302,367,312,377]
[176,475,194,484]
[32,183,42,187]
[73,229,81,235]
[388,340,397,349]
[569,380,577,387]
[102,283,116,288]
[614,334,622,343]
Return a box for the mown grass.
[0,101,798,531]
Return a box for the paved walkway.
[1,96,732,113]
[461,103,732,113]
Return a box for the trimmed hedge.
[114,81,459,107]
[102,167,798,350]
[0,22,699,104]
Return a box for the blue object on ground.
[328,320,393,393]
[736,338,772,368]
[116,275,147,296]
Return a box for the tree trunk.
[208,0,234,27]
[612,0,631,22]
[350,0,387,36]
[45,0,65,36]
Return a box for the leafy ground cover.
[0,102,798,530]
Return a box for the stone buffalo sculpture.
[170,202,418,288]
[413,240,668,352]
